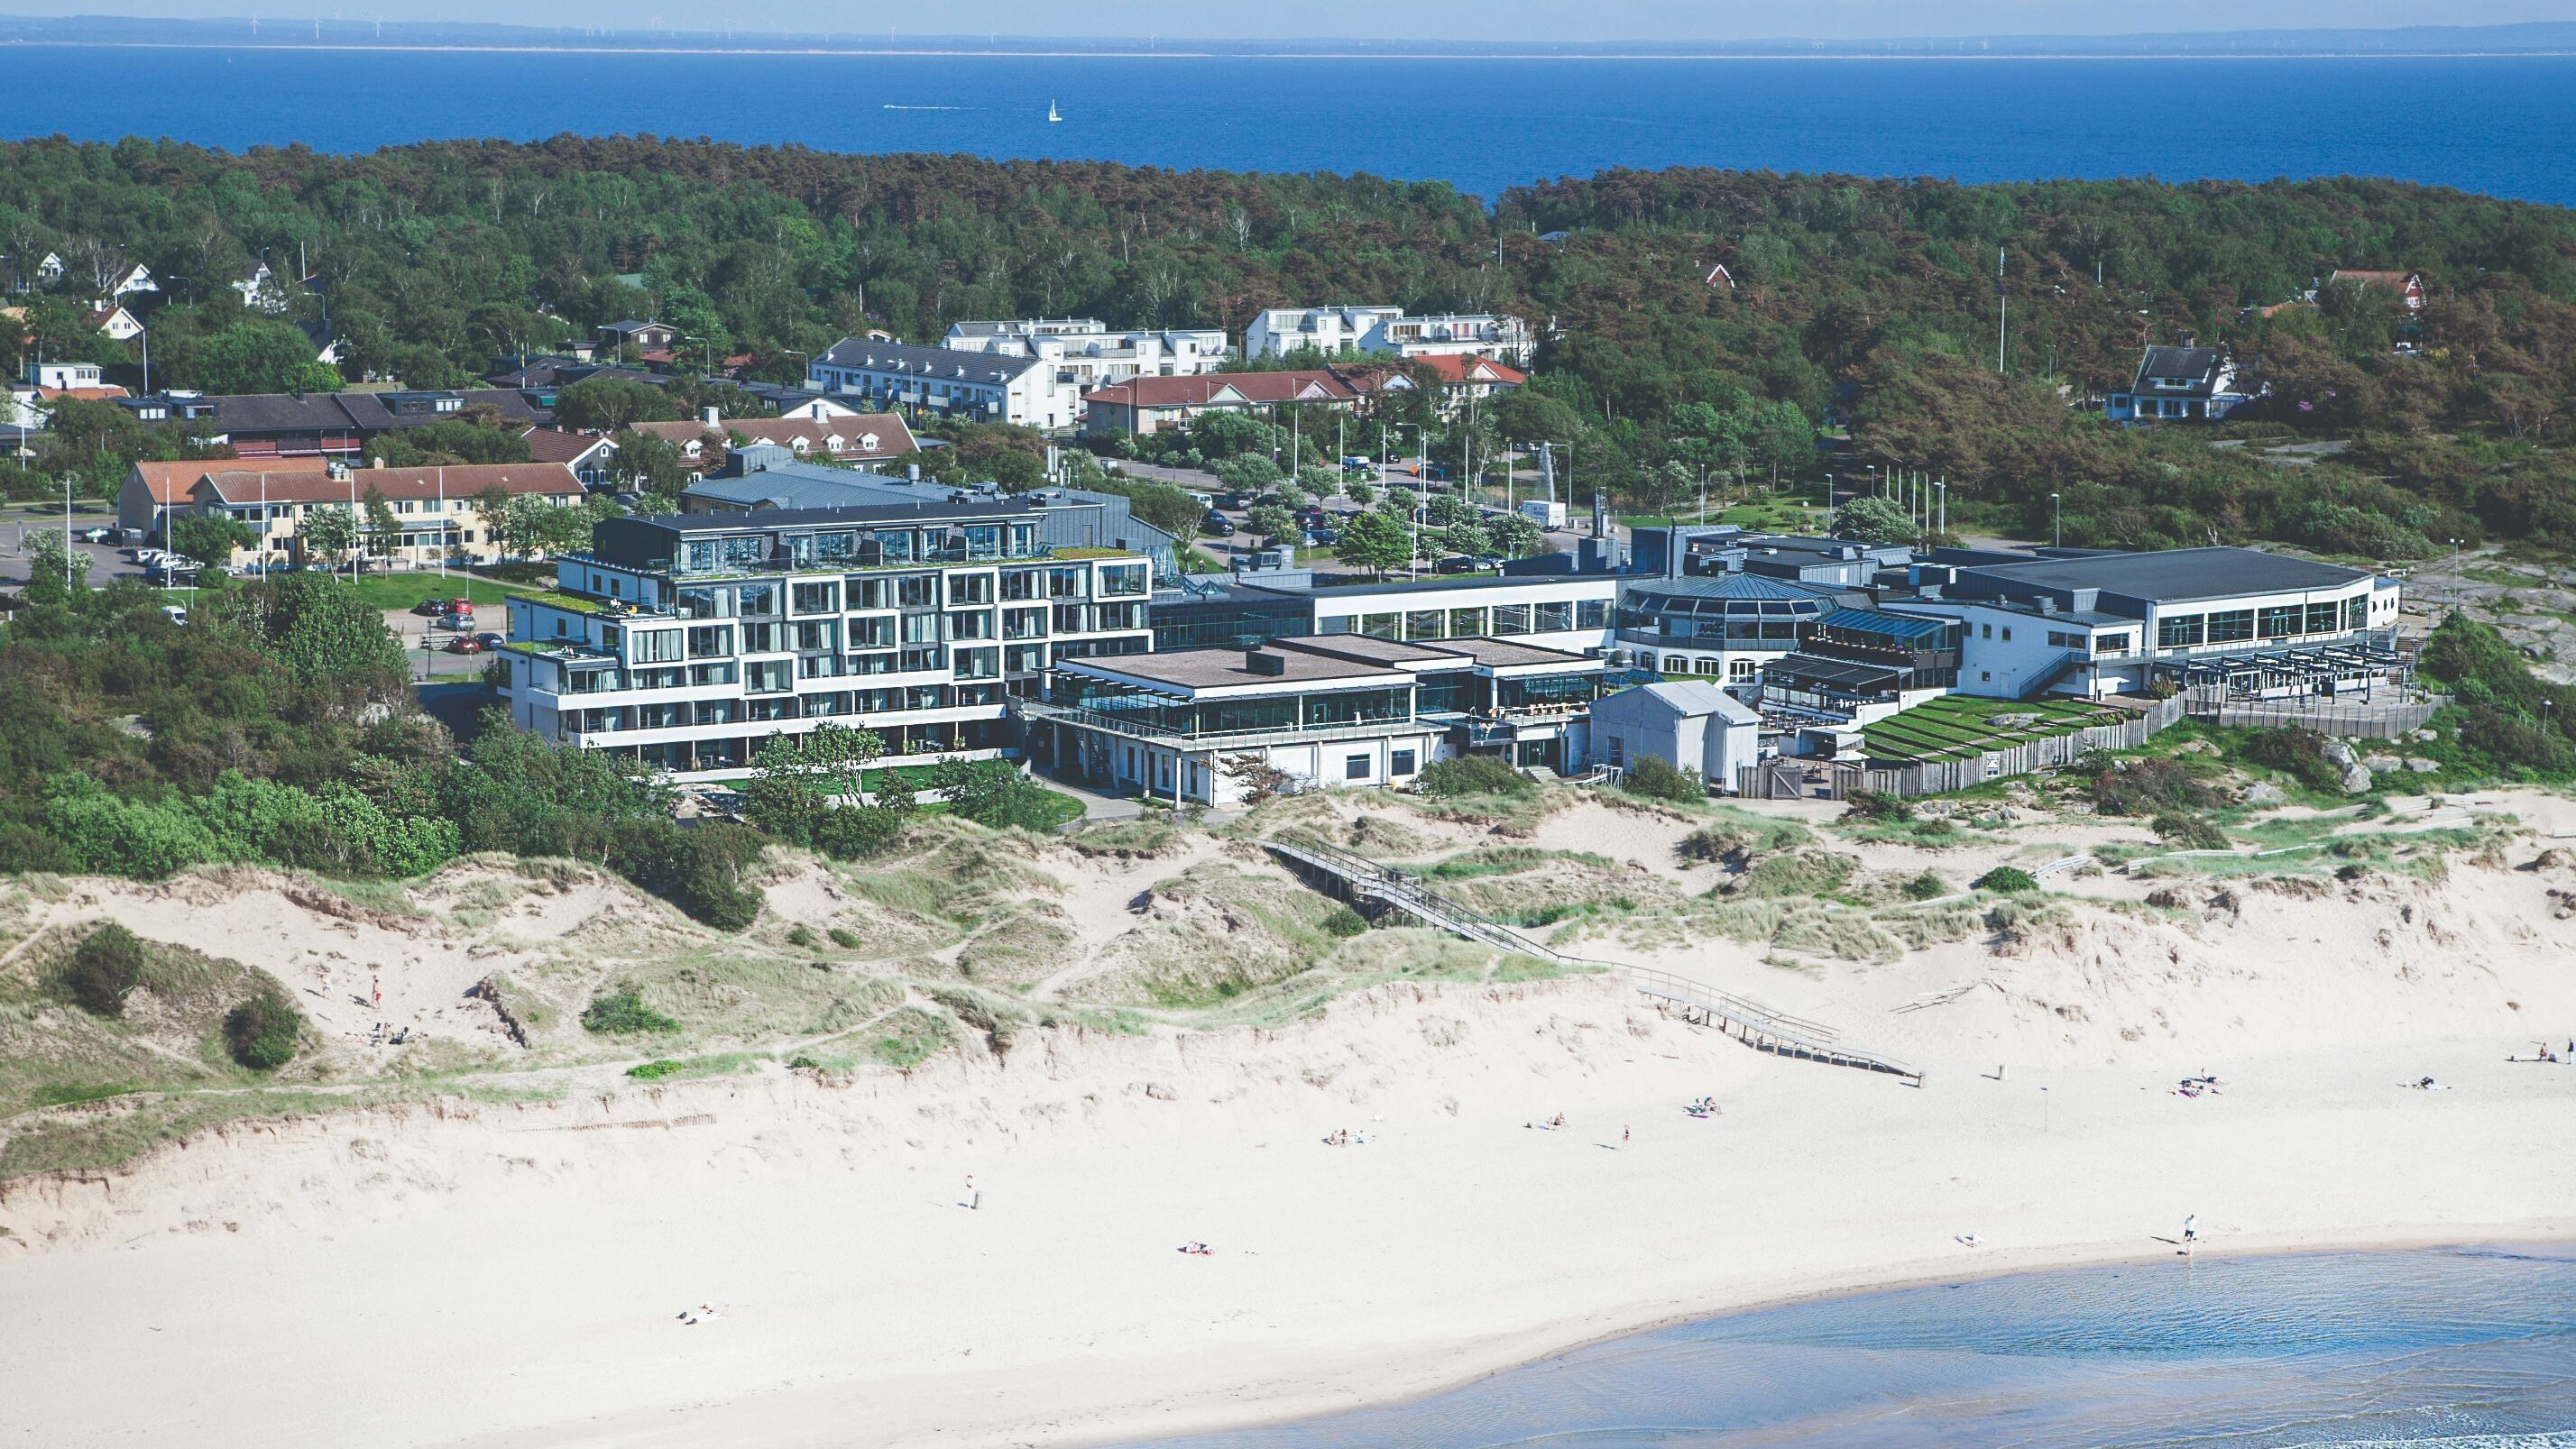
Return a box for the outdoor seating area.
[1861,694,2132,766]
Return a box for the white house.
[1589,679,1762,789]
[1245,306,1532,365]
[2105,345,2256,424]
[99,262,159,305]
[1302,573,1622,656]
[943,318,1229,398]
[806,337,1066,430]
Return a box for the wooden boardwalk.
[1262,837,1924,1085]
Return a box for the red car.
[444,634,484,655]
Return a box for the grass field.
[1863,695,2129,765]
[334,573,543,611]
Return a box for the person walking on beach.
[371,975,382,1011]
[2183,1213,2197,1245]
[965,1174,980,1211]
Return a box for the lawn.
[331,573,542,612]
[1863,695,2130,765]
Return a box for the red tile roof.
[1081,371,1360,408]
[130,455,327,506]
[520,427,617,465]
[195,462,584,506]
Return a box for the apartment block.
[497,501,1154,779]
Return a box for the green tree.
[607,429,691,509]
[1441,518,1489,556]
[555,376,681,432]
[1487,511,1545,557]
[168,512,256,569]
[364,420,531,467]
[189,320,336,395]
[297,504,356,568]
[1830,495,1916,544]
[1245,502,1298,541]
[360,485,400,557]
[1333,509,1414,577]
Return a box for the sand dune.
[5,791,2575,1448]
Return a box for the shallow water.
[1123,1245,2576,1448]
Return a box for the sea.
[1118,1244,2576,1449]
[3,48,2576,204]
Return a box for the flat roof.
[634,499,1046,533]
[1069,648,1405,691]
[1422,637,1599,669]
[1297,573,1619,600]
[1958,547,2369,602]
[1271,635,1460,667]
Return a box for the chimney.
[373,455,385,468]
[702,406,720,428]
[1244,648,1287,676]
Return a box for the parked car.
[445,634,483,654]
[432,611,474,631]
[1212,491,1252,510]
[159,604,188,627]
[76,526,114,543]
[1201,511,1235,536]
[1435,555,1478,574]
[474,632,506,651]
[1302,528,1339,547]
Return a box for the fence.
[1735,693,2186,801]
[2183,688,2446,740]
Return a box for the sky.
[22,1,2576,41]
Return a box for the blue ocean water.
[2,48,2574,203]
[1121,1245,2576,1449]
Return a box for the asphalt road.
[0,507,148,589]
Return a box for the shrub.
[224,989,303,1070]
[2089,757,2226,815]
[785,924,816,949]
[1678,824,1753,865]
[1320,904,1369,937]
[1901,870,1949,901]
[932,758,1082,831]
[826,926,863,949]
[1734,849,1856,898]
[811,803,910,859]
[66,922,147,1017]
[2151,812,2231,850]
[1972,866,2040,894]
[2236,729,2350,793]
[1621,755,1706,803]
[1840,788,1914,822]
[1417,755,1534,799]
[582,987,681,1036]
[627,1059,685,1079]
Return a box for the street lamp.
[2051,492,2063,549]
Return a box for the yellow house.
[184,461,587,568]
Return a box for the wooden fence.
[2184,688,2446,740]
[1737,693,2186,801]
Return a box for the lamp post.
[2051,492,2063,550]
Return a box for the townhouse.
[805,338,1066,429]
[179,460,585,568]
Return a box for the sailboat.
[1047,99,1063,124]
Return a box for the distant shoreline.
[4,40,2575,61]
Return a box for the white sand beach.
[6,790,2576,1447]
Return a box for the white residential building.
[498,501,1155,780]
[1245,306,1533,365]
[942,318,1229,399]
[805,338,1069,430]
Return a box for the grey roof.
[815,337,1043,384]
[2134,345,2225,393]
[1956,547,2370,604]
[1626,573,1836,603]
[1605,679,1760,725]
[684,466,915,512]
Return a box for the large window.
[1577,600,1610,629]
[792,581,839,615]
[1449,607,1488,638]
[2259,604,2304,639]
[1404,610,1446,640]
[678,586,733,619]
[2157,614,2204,647]
[2345,596,2370,630]
[2305,601,2341,634]
[849,616,896,650]
[897,575,938,608]
[1305,688,1407,727]
[737,581,778,617]
[2207,610,2255,643]
[685,625,734,658]
[1534,601,1574,632]
[948,572,993,605]
[630,629,684,664]
[1494,603,1532,635]
[1360,613,1401,639]
[1099,564,1149,597]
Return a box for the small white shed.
[1590,680,1762,791]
